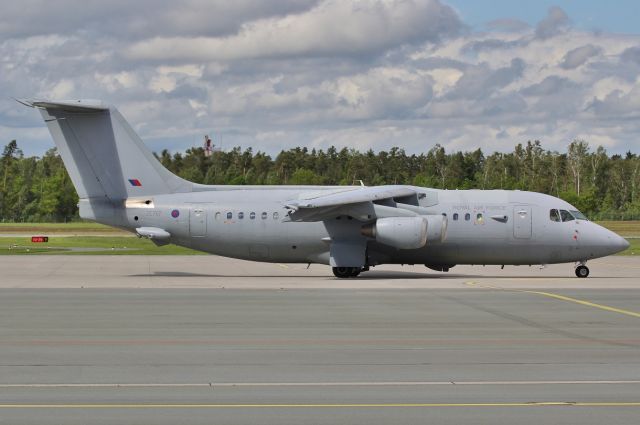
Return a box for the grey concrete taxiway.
[0,256,639,424]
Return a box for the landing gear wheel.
[575,265,589,278]
[332,267,361,278]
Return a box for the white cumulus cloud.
[0,1,639,157]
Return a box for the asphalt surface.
[0,256,638,424]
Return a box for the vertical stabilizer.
[33,100,192,202]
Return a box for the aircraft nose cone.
[619,236,631,251]
[605,231,629,255]
[587,224,630,257]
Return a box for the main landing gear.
[575,263,589,278]
[332,267,362,278]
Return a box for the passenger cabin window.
[261,212,267,220]
[226,212,232,219]
[215,212,221,220]
[560,209,575,222]
[476,213,484,224]
[273,212,279,220]
[453,213,459,221]
[549,209,561,222]
[250,212,256,220]
[238,212,244,219]
[465,213,471,221]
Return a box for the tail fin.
[32,100,192,201]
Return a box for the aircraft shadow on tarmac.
[130,270,633,279]
[351,271,470,279]
[128,270,540,279]
[130,271,464,279]
[360,272,632,280]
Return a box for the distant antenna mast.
[204,135,212,157]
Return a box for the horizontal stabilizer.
[28,99,108,112]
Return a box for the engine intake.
[425,214,448,243]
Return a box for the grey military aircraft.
[25,100,629,278]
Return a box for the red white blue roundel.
[171,209,180,218]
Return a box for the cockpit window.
[560,209,575,222]
[570,210,587,220]
[549,209,561,222]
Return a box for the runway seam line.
[2,380,640,388]
[0,402,639,408]
[465,282,640,318]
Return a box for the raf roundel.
[171,209,180,218]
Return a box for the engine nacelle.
[361,214,448,249]
[361,217,427,249]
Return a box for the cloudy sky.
[1,0,639,157]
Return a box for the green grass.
[596,221,640,237]
[619,238,639,256]
[0,236,203,255]
[3,220,639,234]
[0,222,127,234]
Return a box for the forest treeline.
[1,139,639,222]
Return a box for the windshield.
[570,210,587,220]
[560,210,575,222]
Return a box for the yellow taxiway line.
[465,282,640,319]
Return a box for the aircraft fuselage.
[109,186,628,269]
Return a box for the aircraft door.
[513,206,532,239]
[189,207,207,237]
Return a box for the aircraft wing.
[284,185,419,222]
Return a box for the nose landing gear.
[575,263,589,278]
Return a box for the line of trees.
[1,139,639,222]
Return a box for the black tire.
[575,265,589,278]
[332,267,361,278]
[333,267,352,278]
[349,267,361,277]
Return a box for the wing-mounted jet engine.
[360,214,447,249]
[361,217,428,250]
